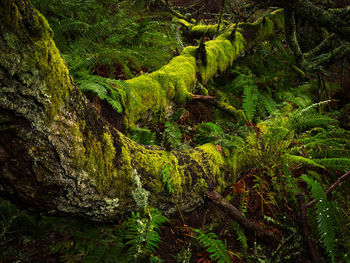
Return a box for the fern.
[301,174,336,262]
[163,121,183,149]
[242,84,259,122]
[289,113,337,133]
[313,158,350,171]
[160,163,175,194]
[232,222,248,256]
[76,72,127,113]
[284,154,325,169]
[125,208,168,260]
[193,229,231,263]
[195,122,223,145]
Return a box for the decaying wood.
[206,190,278,243]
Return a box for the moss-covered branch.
[284,4,303,65]
[123,9,284,128]
[0,0,226,221]
[0,0,285,221]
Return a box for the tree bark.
[0,0,228,221]
[0,0,285,221]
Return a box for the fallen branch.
[206,190,278,243]
[192,95,245,120]
[306,170,350,208]
[297,193,320,263]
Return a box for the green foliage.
[160,162,175,194]
[162,121,184,149]
[32,0,181,118]
[131,128,157,145]
[193,229,231,263]
[231,222,248,256]
[77,72,129,112]
[176,246,192,263]
[124,208,168,261]
[242,83,259,122]
[194,122,245,151]
[301,175,336,262]
[50,208,167,263]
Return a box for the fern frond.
[313,158,350,171]
[125,209,168,260]
[289,113,337,133]
[301,174,336,262]
[194,229,231,263]
[242,84,259,122]
[296,100,334,116]
[284,154,325,169]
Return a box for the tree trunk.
[0,0,284,221]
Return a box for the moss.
[115,9,284,128]
[198,39,235,83]
[124,53,197,128]
[118,134,226,203]
[124,75,166,128]
[1,1,71,119]
[173,17,193,28]
[191,24,219,37]
[187,144,226,192]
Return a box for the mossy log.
[122,9,285,128]
[0,0,227,221]
[0,0,283,221]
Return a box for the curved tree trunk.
[0,0,284,221]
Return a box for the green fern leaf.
[301,174,336,262]
[313,158,350,171]
[284,154,325,169]
[194,229,231,263]
[242,84,259,121]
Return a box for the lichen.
[132,168,150,209]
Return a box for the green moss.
[124,75,166,127]
[124,53,197,128]
[1,1,71,119]
[191,24,219,37]
[115,9,284,128]
[118,135,226,201]
[173,17,193,28]
[32,38,72,119]
[188,143,226,192]
[198,39,234,83]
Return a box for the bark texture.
[0,0,284,221]
[0,0,226,221]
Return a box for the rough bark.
[0,0,226,221]
[0,0,284,221]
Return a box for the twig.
[206,190,278,243]
[271,232,296,262]
[297,193,320,263]
[215,0,226,37]
[304,33,336,59]
[306,170,350,208]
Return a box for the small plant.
[301,174,336,262]
[160,162,175,194]
[193,229,232,263]
[125,208,168,261]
